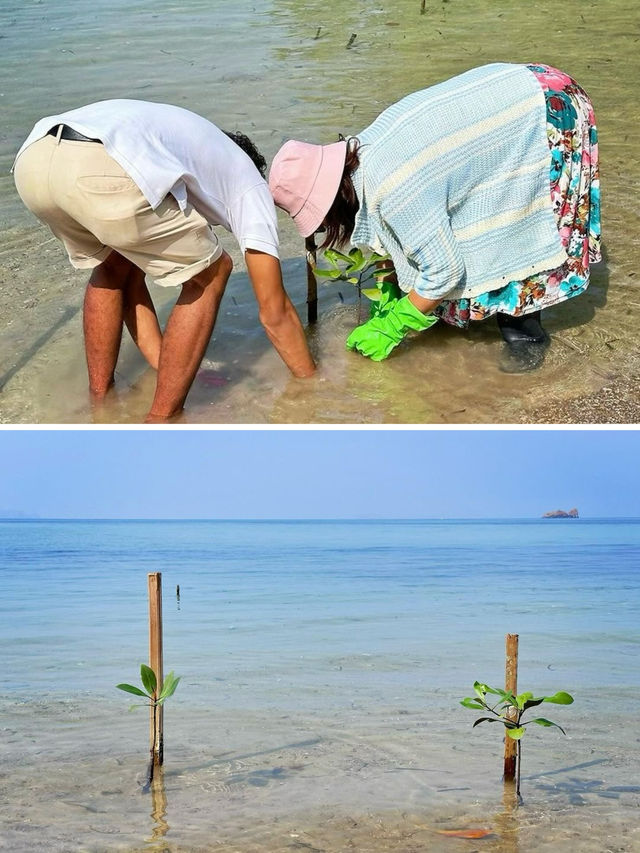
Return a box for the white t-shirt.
[15,99,279,258]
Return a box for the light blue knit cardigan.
[351,63,567,301]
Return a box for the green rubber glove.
[369,280,403,319]
[346,295,439,361]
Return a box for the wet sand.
[1,0,639,424]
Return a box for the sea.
[1,517,639,851]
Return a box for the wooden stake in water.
[305,235,318,324]
[148,572,164,767]
[503,633,519,781]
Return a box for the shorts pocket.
[76,175,136,193]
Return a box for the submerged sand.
[1,698,639,852]
[0,230,637,424]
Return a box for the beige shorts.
[13,134,222,286]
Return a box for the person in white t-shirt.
[13,99,315,421]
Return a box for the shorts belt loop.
[55,124,63,145]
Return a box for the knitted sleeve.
[406,217,466,299]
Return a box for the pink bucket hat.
[268,139,347,237]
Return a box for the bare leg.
[83,251,132,397]
[123,266,162,370]
[145,252,233,422]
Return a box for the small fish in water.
[436,828,494,838]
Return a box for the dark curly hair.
[224,131,267,178]
[320,139,361,249]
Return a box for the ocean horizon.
[2,515,638,521]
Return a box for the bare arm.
[244,249,315,377]
[376,259,442,315]
[407,289,442,315]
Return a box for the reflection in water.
[146,765,170,849]
[494,781,520,853]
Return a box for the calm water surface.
[0,520,640,704]
[1,0,639,422]
[0,518,639,851]
[2,518,639,700]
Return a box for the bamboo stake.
[503,633,519,781]
[148,572,164,767]
[305,235,318,324]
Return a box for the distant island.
[542,508,579,518]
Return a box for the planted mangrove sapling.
[460,681,574,798]
[117,664,180,787]
[317,247,401,316]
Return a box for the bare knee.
[204,250,233,285]
[89,250,137,289]
[187,250,233,295]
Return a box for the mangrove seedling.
[316,247,400,316]
[460,681,574,799]
[117,664,180,788]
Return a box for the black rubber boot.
[496,311,549,373]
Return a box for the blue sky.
[0,428,638,519]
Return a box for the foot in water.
[496,311,549,373]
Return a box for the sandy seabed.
[2,700,639,852]
[1,225,638,425]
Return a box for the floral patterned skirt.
[435,64,601,328]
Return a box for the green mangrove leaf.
[345,255,367,273]
[506,726,526,740]
[323,249,354,266]
[522,696,546,711]
[543,691,574,705]
[361,288,381,301]
[140,664,157,696]
[515,691,533,710]
[474,682,505,697]
[528,718,566,734]
[116,683,149,698]
[460,697,485,710]
[314,268,344,279]
[495,689,516,702]
[472,717,502,727]
[159,672,181,700]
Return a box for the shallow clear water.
[1,518,639,850]
[2,518,639,697]
[1,0,639,422]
